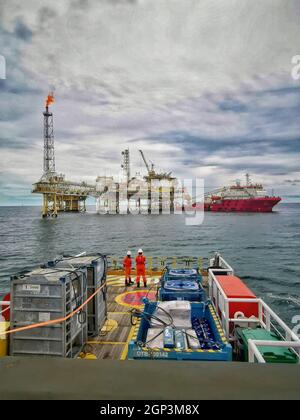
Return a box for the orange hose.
[0,306,9,315]
[4,282,106,335]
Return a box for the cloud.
[14,19,33,41]
[0,0,300,204]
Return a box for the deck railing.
[208,254,234,275]
[208,267,300,363]
[248,340,300,364]
[107,255,204,273]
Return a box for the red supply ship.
[194,174,281,213]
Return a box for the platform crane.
[138,150,175,181]
[138,150,156,178]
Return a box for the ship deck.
[1,357,300,400]
[87,273,162,360]
[1,271,300,400]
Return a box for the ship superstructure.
[203,174,281,212]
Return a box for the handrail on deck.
[207,262,300,362]
[248,340,300,364]
[209,255,234,274]
[107,255,204,272]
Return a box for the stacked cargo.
[10,267,87,358]
[48,254,107,336]
[158,267,204,302]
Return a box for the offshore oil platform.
[32,94,96,217]
[32,94,185,218]
[95,148,183,215]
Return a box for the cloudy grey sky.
[0,0,300,205]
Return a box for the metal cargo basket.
[10,267,88,358]
[47,253,107,336]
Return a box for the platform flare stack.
[32,93,96,218]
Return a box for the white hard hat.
[138,248,143,254]
[127,250,131,256]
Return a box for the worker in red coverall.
[123,251,134,286]
[135,248,147,288]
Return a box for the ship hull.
[204,197,281,212]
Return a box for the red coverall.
[123,256,132,285]
[135,255,147,286]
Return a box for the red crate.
[215,275,258,318]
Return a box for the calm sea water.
[0,203,299,326]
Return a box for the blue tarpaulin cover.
[168,269,198,277]
[164,280,199,291]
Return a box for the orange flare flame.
[45,92,54,107]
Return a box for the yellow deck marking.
[208,304,228,344]
[107,280,125,286]
[99,318,118,333]
[109,281,131,287]
[107,277,159,287]
[120,322,140,361]
[108,311,130,315]
[107,275,159,281]
[107,278,123,282]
